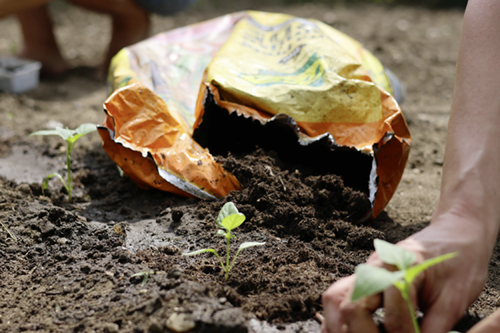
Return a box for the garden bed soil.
[1,2,500,332]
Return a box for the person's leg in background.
[0,0,66,76]
[2,0,198,78]
[132,0,199,16]
[2,0,149,77]
[0,0,49,17]
[67,0,150,78]
[16,5,68,76]
[69,0,200,78]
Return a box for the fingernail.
[341,324,348,333]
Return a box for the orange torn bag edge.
[99,82,242,200]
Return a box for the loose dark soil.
[2,2,500,333]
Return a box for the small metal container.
[0,57,42,94]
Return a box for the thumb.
[340,292,381,333]
[420,299,464,333]
[467,308,500,333]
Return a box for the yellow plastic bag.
[99,11,410,219]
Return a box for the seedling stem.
[394,279,419,333]
[352,239,458,333]
[29,123,96,202]
[183,202,265,281]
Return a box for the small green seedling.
[183,202,265,281]
[29,123,97,202]
[131,271,155,286]
[352,239,458,333]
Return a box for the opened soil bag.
[98,11,411,219]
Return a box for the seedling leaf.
[353,239,459,333]
[29,123,97,202]
[352,264,405,302]
[221,213,246,231]
[229,241,266,271]
[238,241,266,251]
[183,248,218,256]
[42,172,66,190]
[183,248,225,271]
[216,202,240,228]
[30,124,96,142]
[42,172,68,198]
[405,252,458,285]
[67,124,97,145]
[131,271,153,286]
[374,239,416,270]
[75,123,97,136]
[29,128,74,140]
[184,202,265,281]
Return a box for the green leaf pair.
[352,239,458,333]
[183,202,265,281]
[30,123,97,202]
[30,123,96,143]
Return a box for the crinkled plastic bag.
[99,11,411,219]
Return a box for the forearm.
[435,0,500,247]
[321,4,500,331]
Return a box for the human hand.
[467,308,500,333]
[321,211,493,333]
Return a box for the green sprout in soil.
[352,239,458,333]
[131,271,155,286]
[183,202,265,281]
[29,123,97,202]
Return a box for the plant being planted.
[183,202,265,281]
[29,123,97,202]
[352,239,458,333]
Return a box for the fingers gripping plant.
[29,123,97,202]
[183,202,265,281]
[352,239,458,333]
